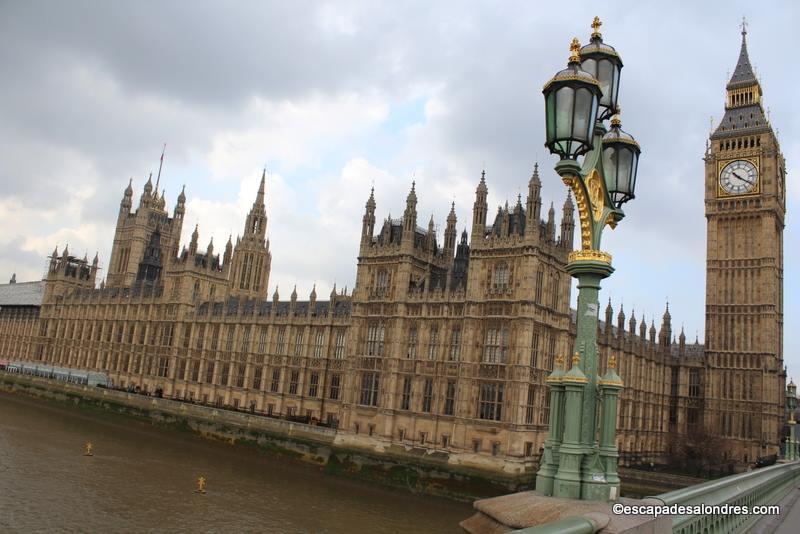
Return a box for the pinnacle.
[727,20,757,89]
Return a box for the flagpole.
[156,143,166,191]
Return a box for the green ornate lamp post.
[786,380,797,461]
[535,17,641,502]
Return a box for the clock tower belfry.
[705,22,786,463]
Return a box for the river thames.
[0,392,472,533]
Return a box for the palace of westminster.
[0,28,787,475]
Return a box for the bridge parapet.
[496,461,800,533]
[648,461,800,533]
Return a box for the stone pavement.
[749,486,800,534]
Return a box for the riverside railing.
[649,460,800,533]
[514,460,800,533]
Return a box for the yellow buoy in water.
[195,476,206,494]
[84,442,93,457]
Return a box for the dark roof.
[727,32,757,89]
[0,280,45,307]
[712,104,769,139]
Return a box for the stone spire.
[526,163,542,230]
[140,173,153,206]
[617,303,625,333]
[9,273,16,284]
[472,170,488,241]
[243,169,268,241]
[546,202,556,241]
[309,284,317,306]
[679,326,686,353]
[629,309,637,335]
[560,192,575,248]
[403,181,418,236]
[444,202,457,257]
[189,224,199,255]
[121,178,133,213]
[660,302,672,348]
[361,187,376,246]
[427,213,436,251]
[256,168,266,206]
[223,235,233,266]
[174,185,186,220]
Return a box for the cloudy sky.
[1,1,797,376]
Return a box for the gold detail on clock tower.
[716,156,760,197]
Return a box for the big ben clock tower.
[705,22,786,463]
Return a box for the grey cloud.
[0,0,797,369]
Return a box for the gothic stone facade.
[0,30,785,475]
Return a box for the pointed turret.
[526,163,542,232]
[206,238,214,260]
[361,187,376,246]
[444,202,457,258]
[426,213,436,251]
[92,252,99,267]
[140,174,153,207]
[617,303,626,334]
[256,168,266,206]
[660,302,672,348]
[174,185,186,220]
[50,246,58,271]
[403,181,418,238]
[649,320,657,343]
[121,179,133,214]
[290,284,298,303]
[560,192,575,249]
[629,309,637,335]
[546,202,556,241]
[500,201,510,237]
[9,273,16,284]
[604,299,613,335]
[679,327,686,354]
[639,314,647,339]
[189,225,199,255]
[223,235,233,266]
[310,284,317,305]
[242,170,268,241]
[472,170,488,243]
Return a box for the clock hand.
[732,170,754,185]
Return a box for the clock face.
[720,159,758,195]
